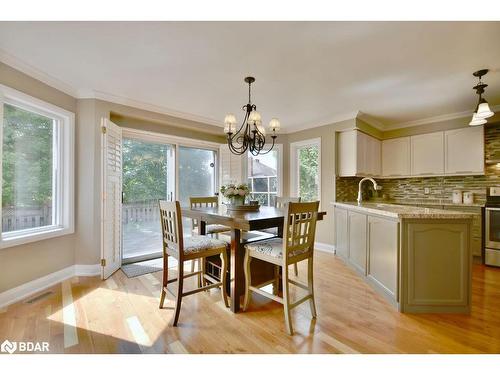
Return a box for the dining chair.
[262,196,301,276]
[189,196,231,281]
[242,201,320,335]
[158,200,229,326]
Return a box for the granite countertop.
[331,201,475,219]
[387,200,484,208]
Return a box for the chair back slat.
[283,201,320,258]
[275,196,301,208]
[189,196,219,230]
[159,200,184,260]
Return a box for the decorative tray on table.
[225,203,261,212]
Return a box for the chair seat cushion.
[244,238,309,259]
[183,235,228,255]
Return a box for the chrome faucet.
[357,177,382,204]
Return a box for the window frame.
[0,85,75,249]
[290,137,321,203]
[243,143,283,207]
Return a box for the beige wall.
[282,118,357,246]
[0,62,77,292]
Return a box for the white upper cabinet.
[444,127,484,175]
[338,130,381,177]
[382,137,411,177]
[338,127,484,179]
[410,132,445,176]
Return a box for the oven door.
[485,207,500,250]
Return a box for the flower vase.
[230,196,245,206]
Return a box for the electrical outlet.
[490,187,500,196]
[424,187,430,194]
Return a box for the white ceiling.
[0,21,499,132]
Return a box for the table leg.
[230,228,243,313]
[198,220,206,235]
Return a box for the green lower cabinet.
[401,220,471,313]
[334,207,349,260]
[348,211,367,275]
[367,217,399,303]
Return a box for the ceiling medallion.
[224,76,280,155]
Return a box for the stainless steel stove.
[484,187,500,267]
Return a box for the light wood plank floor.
[1,251,500,354]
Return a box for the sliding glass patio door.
[121,135,218,263]
[121,138,175,263]
[178,146,217,236]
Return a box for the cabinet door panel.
[445,127,484,175]
[382,137,411,177]
[411,132,444,176]
[338,130,357,177]
[334,207,349,259]
[348,211,367,274]
[368,217,399,299]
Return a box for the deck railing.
[122,200,160,224]
[2,205,52,232]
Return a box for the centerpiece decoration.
[220,183,260,211]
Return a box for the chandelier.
[224,76,280,155]
[469,69,495,126]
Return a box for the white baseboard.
[74,264,101,277]
[0,264,100,309]
[314,241,335,253]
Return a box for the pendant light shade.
[469,113,487,126]
[476,100,494,119]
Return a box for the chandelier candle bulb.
[269,118,281,132]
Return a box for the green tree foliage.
[2,104,53,208]
[299,145,319,202]
[122,139,170,203]
[122,141,216,205]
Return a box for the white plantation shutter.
[101,118,122,279]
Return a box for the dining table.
[182,205,327,312]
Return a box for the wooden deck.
[1,251,500,353]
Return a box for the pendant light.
[470,69,495,126]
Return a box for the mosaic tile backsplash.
[336,124,500,205]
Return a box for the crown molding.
[381,104,500,131]
[356,111,386,130]
[282,111,359,134]
[82,89,222,127]
[0,48,79,97]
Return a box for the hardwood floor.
[1,251,500,354]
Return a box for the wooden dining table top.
[182,205,327,231]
